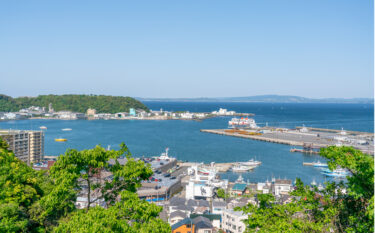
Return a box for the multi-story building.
[222,209,247,233]
[0,129,44,164]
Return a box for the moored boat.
[62,128,72,131]
[240,159,261,166]
[312,161,328,167]
[232,164,256,172]
[55,138,67,142]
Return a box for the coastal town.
[32,147,300,233]
[2,119,368,232]
[0,103,253,121]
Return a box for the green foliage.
[0,94,149,113]
[216,188,227,199]
[320,146,374,232]
[50,144,153,211]
[54,191,171,233]
[0,137,168,232]
[0,138,41,232]
[240,146,374,233]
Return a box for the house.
[230,183,247,196]
[212,200,226,215]
[190,214,221,229]
[169,210,187,225]
[171,218,195,233]
[192,216,214,233]
[271,179,292,196]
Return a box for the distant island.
[0,94,149,113]
[137,95,374,104]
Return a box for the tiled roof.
[171,218,193,230]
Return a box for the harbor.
[201,126,374,155]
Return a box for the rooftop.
[232,183,247,191]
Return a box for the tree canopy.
[0,137,169,232]
[0,94,149,113]
[239,146,374,233]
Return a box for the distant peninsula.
[137,95,374,104]
[0,94,149,113]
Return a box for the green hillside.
[0,94,149,113]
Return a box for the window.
[204,230,211,233]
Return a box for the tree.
[53,191,171,233]
[49,143,153,211]
[320,146,374,232]
[240,146,374,233]
[0,137,53,232]
[0,138,169,232]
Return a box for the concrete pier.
[200,128,374,155]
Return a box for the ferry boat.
[228,118,258,129]
[62,128,72,131]
[55,138,67,142]
[240,159,261,166]
[39,126,47,130]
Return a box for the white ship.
[62,128,72,131]
[232,164,256,172]
[240,159,262,166]
[228,117,258,129]
[39,126,47,130]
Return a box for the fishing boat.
[55,138,67,142]
[236,174,244,183]
[232,164,255,172]
[312,161,328,167]
[321,168,349,177]
[240,159,262,166]
[62,128,72,131]
[39,126,47,130]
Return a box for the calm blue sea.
[1,102,373,185]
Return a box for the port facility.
[201,127,374,155]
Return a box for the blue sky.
[0,1,373,98]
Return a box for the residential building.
[86,108,96,116]
[190,214,221,229]
[192,216,214,233]
[169,210,187,225]
[230,183,247,196]
[171,218,195,233]
[271,179,292,196]
[0,129,44,164]
[212,200,226,215]
[222,209,247,233]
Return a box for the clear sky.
[0,0,373,98]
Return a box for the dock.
[303,162,314,166]
[200,128,374,155]
[178,161,246,172]
[290,148,320,154]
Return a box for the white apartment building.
[222,209,247,233]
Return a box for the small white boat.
[232,164,255,172]
[236,174,244,183]
[241,159,261,166]
[312,161,328,167]
[321,168,349,177]
[62,128,72,131]
[39,126,47,130]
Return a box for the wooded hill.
[0,94,149,113]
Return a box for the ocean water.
[1,102,373,185]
